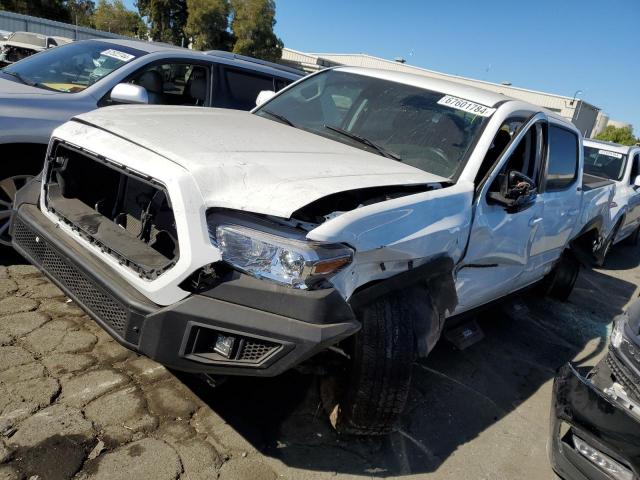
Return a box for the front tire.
[331,289,420,435]
[539,251,580,301]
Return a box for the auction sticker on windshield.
[437,95,496,117]
[598,149,623,159]
[101,49,135,62]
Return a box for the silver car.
[0,38,302,245]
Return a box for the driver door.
[455,113,547,315]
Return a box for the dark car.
[550,299,640,480]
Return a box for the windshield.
[254,69,490,179]
[2,40,146,93]
[7,32,46,48]
[584,146,628,181]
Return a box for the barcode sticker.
[101,49,135,62]
[437,95,496,117]
[598,149,623,159]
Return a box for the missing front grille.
[44,142,179,279]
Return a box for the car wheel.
[539,251,580,301]
[0,175,34,246]
[331,289,419,435]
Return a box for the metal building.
[0,10,129,41]
[281,48,601,137]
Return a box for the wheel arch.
[348,256,458,357]
[0,143,49,177]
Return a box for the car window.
[583,146,627,181]
[223,67,275,110]
[488,122,540,194]
[631,153,640,184]
[129,63,209,106]
[2,40,146,93]
[545,125,579,191]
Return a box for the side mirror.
[488,170,537,213]
[255,90,276,107]
[634,175,640,188]
[110,83,149,105]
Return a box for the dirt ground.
[0,243,638,480]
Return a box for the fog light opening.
[573,435,633,480]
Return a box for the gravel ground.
[0,243,638,480]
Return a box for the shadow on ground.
[177,244,639,477]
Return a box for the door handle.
[529,216,543,227]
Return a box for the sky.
[124,0,639,134]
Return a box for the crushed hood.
[73,106,449,218]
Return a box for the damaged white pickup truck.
[10,67,614,435]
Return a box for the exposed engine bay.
[0,45,38,65]
[43,142,179,279]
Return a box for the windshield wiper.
[323,124,402,161]
[262,109,295,128]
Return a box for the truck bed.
[582,173,614,191]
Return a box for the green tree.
[185,0,232,50]
[67,0,95,28]
[94,0,145,37]
[595,125,638,146]
[0,0,70,22]
[230,0,283,61]
[137,0,187,45]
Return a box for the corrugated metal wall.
[0,10,130,41]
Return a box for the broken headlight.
[211,224,352,289]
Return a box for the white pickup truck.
[10,67,614,435]
[583,138,640,262]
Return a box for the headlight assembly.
[211,222,352,289]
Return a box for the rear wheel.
[331,289,421,435]
[0,175,34,246]
[539,251,580,301]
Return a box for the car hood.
[0,76,62,97]
[72,106,449,218]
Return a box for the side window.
[223,68,275,110]
[130,63,209,107]
[487,122,540,194]
[475,117,526,186]
[630,153,640,184]
[545,126,579,191]
[274,78,290,91]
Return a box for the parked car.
[0,38,303,245]
[550,298,640,480]
[583,138,640,264]
[0,31,72,67]
[10,67,614,435]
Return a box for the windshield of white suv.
[584,146,628,181]
[1,40,146,93]
[254,69,491,179]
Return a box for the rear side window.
[223,68,275,110]
[545,126,578,191]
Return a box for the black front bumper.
[11,203,360,377]
[549,361,640,480]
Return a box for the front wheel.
[0,175,34,246]
[538,251,580,301]
[331,288,423,435]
